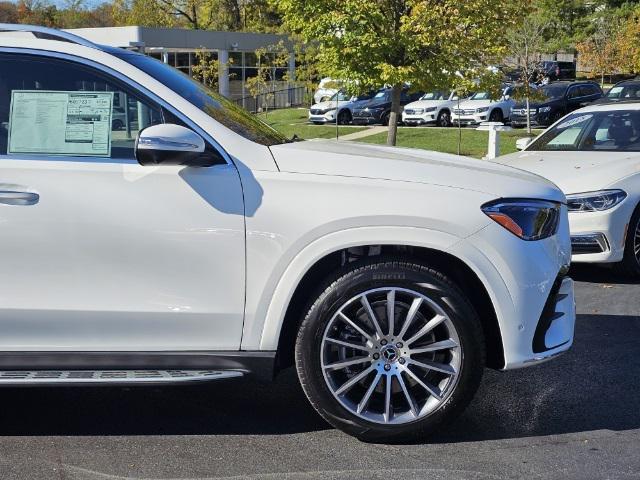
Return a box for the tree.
[534,0,591,51]
[275,0,523,146]
[0,1,18,23]
[245,42,289,115]
[506,14,551,134]
[614,5,640,75]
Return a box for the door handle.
[0,190,39,206]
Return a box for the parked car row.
[309,79,640,129]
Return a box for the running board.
[0,369,243,385]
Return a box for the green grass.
[256,107,367,140]
[255,108,542,158]
[357,126,543,158]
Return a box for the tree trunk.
[526,96,531,135]
[386,83,403,146]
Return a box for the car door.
[0,51,246,352]
[566,85,590,112]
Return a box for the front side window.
[528,110,640,152]
[0,53,163,159]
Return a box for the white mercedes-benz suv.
[401,90,460,127]
[0,25,575,442]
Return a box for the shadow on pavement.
[569,263,639,285]
[0,317,638,440]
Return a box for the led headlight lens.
[476,107,489,113]
[482,199,560,241]
[566,190,627,212]
[424,107,437,112]
[539,106,552,113]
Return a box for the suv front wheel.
[295,259,485,442]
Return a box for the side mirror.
[135,124,218,167]
[516,137,534,151]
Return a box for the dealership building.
[68,27,298,108]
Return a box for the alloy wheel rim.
[320,287,461,425]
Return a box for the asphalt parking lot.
[0,264,638,480]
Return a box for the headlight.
[319,108,336,115]
[424,107,437,112]
[539,106,552,113]
[476,107,489,113]
[482,199,560,241]
[566,190,627,212]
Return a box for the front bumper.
[402,114,437,125]
[451,112,487,125]
[450,206,575,370]
[510,113,551,128]
[352,115,383,125]
[568,202,634,263]
[308,112,336,124]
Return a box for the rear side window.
[0,53,163,159]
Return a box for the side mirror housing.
[516,137,534,151]
[135,124,220,167]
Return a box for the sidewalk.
[339,125,388,141]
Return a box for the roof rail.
[0,23,98,49]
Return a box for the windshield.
[528,110,640,152]
[541,85,566,99]
[421,91,449,100]
[606,84,640,100]
[328,91,351,102]
[113,51,289,146]
[470,91,491,100]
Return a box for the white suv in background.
[452,86,515,125]
[402,91,460,127]
[0,25,575,443]
[308,90,374,125]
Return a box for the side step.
[0,369,243,385]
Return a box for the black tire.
[614,204,640,277]
[381,112,391,126]
[312,121,324,125]
[436,110,452,127]
[337,110,352,125]
[112,119,124,131]
[488,109,503,122]
[295,259,485,443]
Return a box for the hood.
[357,96,391,109]
[512,98,562,109]
[270,140,564,202]
[405,99,449,109]
[311,100,350,110]
[494,150,640,194]
[457,99,495,109]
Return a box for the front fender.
[244,226,472,351]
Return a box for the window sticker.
[556,114,593,130]
[8,90,113,157]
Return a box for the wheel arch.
[271,242,505,375]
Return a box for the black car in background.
[352,88,423,125]
[510,81,602,128]
[593,79,640,104]
[540,61,577,81]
